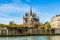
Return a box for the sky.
[0,0,60,24]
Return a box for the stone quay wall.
[0,28,59,36]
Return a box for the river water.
[0,35,60,40]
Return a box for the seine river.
[0,35,60,40]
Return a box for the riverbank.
[0,34,60,37]
[0,27,60,36]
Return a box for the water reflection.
[0,36,60,40]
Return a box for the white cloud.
[0,3,30,14]
[0,0,38,24]
[0,17,23,24]
[0,1,30,24]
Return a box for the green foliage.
[0,24,7,28]
[44,22,51,29]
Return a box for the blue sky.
[0,0,60,24]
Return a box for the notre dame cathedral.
[23,7,40,28]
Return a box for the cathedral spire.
[30,6,32,16]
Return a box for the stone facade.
[50,14,60,28]
[23,7,39,27]
[0,27,8,35]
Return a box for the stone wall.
[0,28,60,36]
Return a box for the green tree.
[0,23,7,28]
[44,22,51,29]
